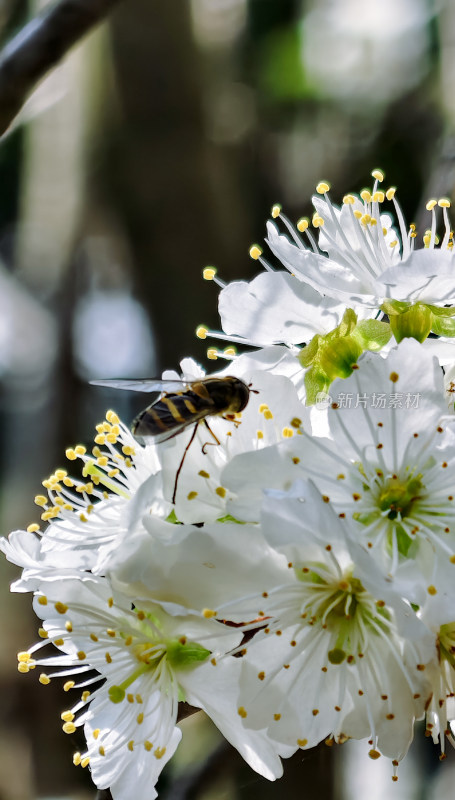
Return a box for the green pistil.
[108,635,210,705]
[109,662,151,703]
[82,460,130,499]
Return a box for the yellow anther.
[65,448,77,461]
[18,662,30,673]
[370,217,377,226]
[64,680,75,692]
[426,199,437,211]
[282,427,294,438]
[63,476,74,487]
[61,711,75,722]
[65,621,73,633]
[137,712,144,724]
[353,210,362,219]
[107,469,119,479]
[427,585,437,595]
[386,187,396,200]
[27,523,40,533]
[207,348,218,360]
[198,470,210,479]
[38,595,48,606]
[96,456,109,467]
[316,181,330,194]
[389,240,398,248]
[439,197,451,208]
[18,651,32,663]
[223,346,236,357]
[144,741,153,751]
[343,194,355,204]
[110,425,120,437]
[38,627,48,638]
[55,602,68,615]
[215,486,226,498]
[106,411,120,425]
[187,491,198,500]
[249,244,263,260]
[297,738,308,747]
[196,325,208,340]
[82,691,91,702]
[81,757,90,768]
[106,434,118,444]
[99,746,105,757]
[34,495,48,507]
[77,651,86,661]
[423,233,431,248]
[271,204,281,218]
[297,217,309,232]
[63,722,76,735]
[259,403,269,413]
[54,638,64,646]
[371,168,385,182]
[122,445,135,456]
[94,434,106,445]
[73,752,82,766]
[361,214,371,225]
[74,445,86,457]
[202,266,217,281]
[372,191,385,203]
[202,608,217,619]
[92,728,100,739]
[312,213,324,228]
[238,706,247,718]
[55,469,67,480]
[154,747,166,760]
[257,430,264,439]
[39,673,50,684]
[264,409,273,420]
[360,189,371,203]
[128,741,134,752]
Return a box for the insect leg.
[172,422,199,505]
[201,419,221,454]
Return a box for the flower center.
[298,567,387,665]
[439,622,455,669]
[376,475,424,521]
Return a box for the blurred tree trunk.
[106,0,254,371]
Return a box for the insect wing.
[90,378,188,394]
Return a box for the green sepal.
[352,320,392,351]
[430,315,455,337]
[166,639,211,669]
[318,336,363,379]
[388,303,433,343]
[299,309,392,406]
[380,298,410,316]
[427,304,455,318]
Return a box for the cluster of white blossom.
[4,169,455,798]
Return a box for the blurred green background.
[0,0,454,797]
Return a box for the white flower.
[0,410,167,578]
[266,174,455,312]
[222,340,455,574]
[20,576,289,799]
[229,481,434,764]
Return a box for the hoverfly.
[91,375,252,503]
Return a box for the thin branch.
[0,0,123,136]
